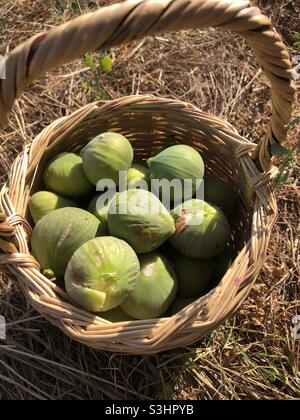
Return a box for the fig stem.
[43,269,56,280]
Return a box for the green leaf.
[271,144,289,157]
[294,41,300,48]
[100,55,113,73]
[287,116,300,128]
[287,122,297,129]
[84,53,97,71]
[279,171,290,184]
[274,170,291,187]
[293,32,300,41]
[81,81,89,91]
[91,80,97,88]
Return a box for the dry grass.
[0,0,299,400]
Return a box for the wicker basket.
[0,0,295,354]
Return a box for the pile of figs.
[29,132,236,321]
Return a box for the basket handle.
[0,0,295,171]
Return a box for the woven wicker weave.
[0,0,295,354]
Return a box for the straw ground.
[0,0,299,400]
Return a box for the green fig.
[43,153,93,197]
[88,191,115,233]
[204,176,235,216]
[170,199,230,259]
[100,307,133,323]
[121,253,177,319]
[31,207,103,277]
[170,296,195,315]
[175,255,214,297]
[213,243,236,281]
[65,237,140,312]
[108,189,175,254]
[29,191,76,224]
[81,132,133,186]
[147,145,205,201]
[127,163,150,189]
